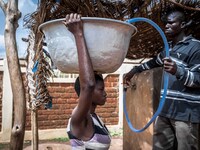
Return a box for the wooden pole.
[31,110,38,150]
[0,0,26,149]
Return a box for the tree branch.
[0,0,6,14]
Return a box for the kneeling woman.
[63,13,111,150]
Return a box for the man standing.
[124,8,200,150]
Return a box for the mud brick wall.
[25,74,119,130]
[0,72,119,131]
[123,68,162,150]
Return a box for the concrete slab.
[23,138,122,150]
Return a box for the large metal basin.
[39,17,137,73]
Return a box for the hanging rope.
[26,31,37,110]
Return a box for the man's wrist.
[175,65,185,79]
[130,66,141,75]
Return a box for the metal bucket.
[39,17,137,73]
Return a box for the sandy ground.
[23,137,123,150]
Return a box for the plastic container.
[39,17,137,73]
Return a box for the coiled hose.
[123,17,169,133]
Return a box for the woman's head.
[74,74,107,105]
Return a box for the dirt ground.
[0,126,123,150]
[23,137,122,150]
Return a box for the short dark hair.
[169,10,185,22]
[74,74,104,96]
[161,6,186,23]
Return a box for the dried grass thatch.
[126,0,200,59]
[24,0,200,59]
[23,0,200,109]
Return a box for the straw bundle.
[24,0,200,59]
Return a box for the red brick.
[1,73,119,130]
[67,99,77,104]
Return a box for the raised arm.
[63,14,95,125]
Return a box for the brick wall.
[25,74,119,130]
[0,71,119,132]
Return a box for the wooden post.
[123,68,162,150]
[0,0,26,149]
[31,110,38,150]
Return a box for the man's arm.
[175,50,200,88]
[124,52,164,85]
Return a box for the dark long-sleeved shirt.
[134,36,200,123]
